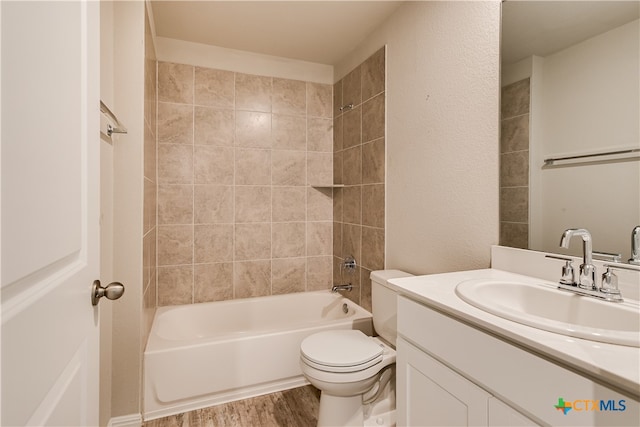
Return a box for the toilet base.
[364,408,396,427]
[318,394,363,427]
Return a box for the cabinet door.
[488,397,540,426]
[397,338,491,426]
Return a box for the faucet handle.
[546,255,575,285]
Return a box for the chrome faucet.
[559,228,596,290]
[332,284,353,292]
[629,226,640,265]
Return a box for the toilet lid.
[300,330,383,370]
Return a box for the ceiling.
[151,1,639,67]
[502,1,640,65]
[150,1,403,65]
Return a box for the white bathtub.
[143,290,373,420]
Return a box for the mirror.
[500,1,640,262]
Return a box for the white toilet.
[300,270,413,427]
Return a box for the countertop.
[389,268,640,399]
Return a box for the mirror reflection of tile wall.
[500,78,530,249]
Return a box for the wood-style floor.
[143,385,320,427]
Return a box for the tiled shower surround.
[333,48,386,311]
[500,78,530,248]
[156,62,334,305]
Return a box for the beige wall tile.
[333,80,343,118]
[157,225,193,266]
[307,256,332,291]
[154,62,340,304]
[273,78,306,115]
[194,185,233,224]
[343,66,362,107]
[362,47,385,101]
[235,223,271,260]
[158,185,193,225]
[307,118,333,152]
[194,146,234,185]
[272,258,306,294]
[362,138,385,184]
[158,102,193,145]
[361,227,384,271]
[360,267,373,312]
[501,115,529,153]
[307,187,333,221]
[272,150,306,186]
[343,146,362,185]
[500,187,528,223]
[158,144,193,184]
[194,224,234,263]
[235,148,271,185]
[272,114,306,150]
[343,106,361,149]
[194,263,233,303]
[341,264,361,305]
[362,184,385,228]
[236,73,272,112]
[307,83,332,118]
[158,62,193,104]
[307,152,333,186]
[333,152,343,185]
[333,222,343,259]
[333,187,343,223]
[500,151,529,187]
[501,78,530,119]
[235,186,271,223]
[234,260,271,298]
[194,67,234,108]
[144,178,156,235]
[333,256,343,287]
[272,186,306,222]
[195,107,234,146]
[157,265,193,306]
[272,222,306,258]
[144,122,156,180]
[500,222,528,249]
[362,93,385,143]
[307,222,332,256]
[342,185,362,225]
[342,223,362,263]
[333,116,343,152]
[236,111,272,148]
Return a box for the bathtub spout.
[331,284,353,292]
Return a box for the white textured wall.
[335,1,501,275]
[531,19,639,260]
[111,0,145,419]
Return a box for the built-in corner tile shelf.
[310,184,345,188]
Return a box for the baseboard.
[108,413,143,427]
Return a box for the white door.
[1,1,101,425]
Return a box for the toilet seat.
[300,330,384,373]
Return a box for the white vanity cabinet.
[397,338,537,426]
[396,295,639,427]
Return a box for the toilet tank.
[370,270,414,346]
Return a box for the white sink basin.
[455,279,640,347]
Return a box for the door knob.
[91,280,125,306]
